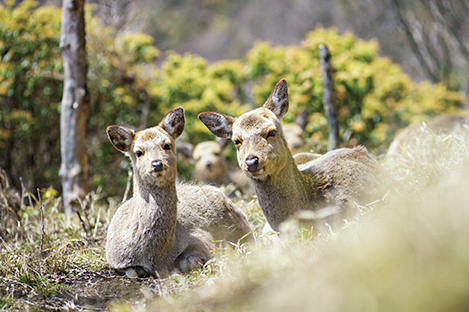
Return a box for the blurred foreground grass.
[1,122,469,311]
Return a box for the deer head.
[199,79,292,181]
[107,107,185,188]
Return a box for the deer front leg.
[174,247,211,273]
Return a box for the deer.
[387,113,469,156]
[283,122,305,155]
[105,107,253,278]
[192,138,231,185]
[199,79,393,233]
[282,109,309,155]
[191,138,255,196]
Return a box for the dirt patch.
[1,270,169,311]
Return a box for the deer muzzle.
[245,155,260,172]
[152,160,164,172]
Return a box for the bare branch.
[390,0,439,83]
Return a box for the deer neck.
[132,180,179,257]
[252,154,316,231]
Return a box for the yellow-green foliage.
[147,54,248,143]
[0,1,164,193]
[142,55,250,170]
[0,1,63,189]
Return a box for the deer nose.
[245,156,259,172]
[152,160,164,172]
[205,160,212,168]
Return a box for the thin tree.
[319,44,340,151]
[60,0,90,218]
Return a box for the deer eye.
[135,151,144,157]
[233,139,242,146]
[163,143,172,150]
[266,130,277,138]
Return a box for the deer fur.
[199,79,392,232]
[106,107,252,278]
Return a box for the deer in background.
[283,123,305,155]
[192,137,231,185]
[106,107,253,278]
[191,137,255,196]
[387,113,469,156]
[283,109,309,155]
[199,79,393,232]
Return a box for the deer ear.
[107,125,134,152]
[160,107,185,139]
[263,78,289,120]
[198,112,234,139]
[176,142,194,159]
[215,137,232,149]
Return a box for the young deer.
[106,107,252,278]
[199,79,392,232]
[192,138,231,185]
[192,138,255,196]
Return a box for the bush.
[0,1,63,191]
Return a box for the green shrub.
[147,54,248,142]
[0,1,163,195]
[0,1,63,190]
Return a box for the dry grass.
[1,123,469,311]
[0,188,112,310]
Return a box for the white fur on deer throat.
[246,167,265,179]
[151,170,166,178]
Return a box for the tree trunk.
[319,44,340,151]
[60,0,90,218]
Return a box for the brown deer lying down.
[193,123,306,186]
[199,79,392,232]
[387,113,469,156]
[106,107,253,278]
